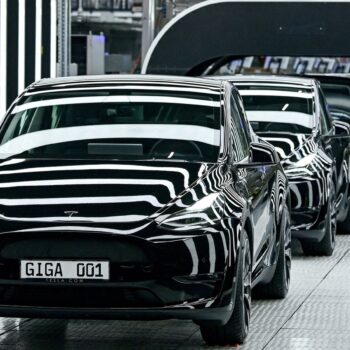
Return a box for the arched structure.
[142,0,350,76]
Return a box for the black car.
[0,75,290,345]
[305,74,350,233]
[220,75,350,256]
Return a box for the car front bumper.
[0,302,233,324]
[0,228,237,324]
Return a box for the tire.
[339,208,350,234]
[302,183,336,256]
[255,206,291,299]
[200,230,252,346]
[338,186,350,234]
[337,164,350,234]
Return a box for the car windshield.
[237,84,315,134]
[0,89,221,162]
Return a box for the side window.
[319,108,328,134]
[318,89,332,134]
[230,92,250,161]
[234,93,252,143]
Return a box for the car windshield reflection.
[0,92,221,162]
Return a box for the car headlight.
[155,193,223,231]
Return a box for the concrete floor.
[0,236,349,349]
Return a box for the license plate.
[20,260,109,280]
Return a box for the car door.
[331,111,350,184]
[230,90,276,266]
[318,86,342,190]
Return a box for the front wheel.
[339,207,350,234]
[254,205,291,299]
[338,184,350,234]
[302,183,336,256]
[336,164,350,234]
[200,230,252,346]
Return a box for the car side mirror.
[322,120,350,140]
[249,142,278,164]
[333,120,350,136]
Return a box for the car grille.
[0,285,164,308]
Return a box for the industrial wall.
[0,0,57,117]
[142,1,350,75]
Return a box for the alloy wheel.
[329,189,337,249]
[284,208,292,291]
[242,234,252,334]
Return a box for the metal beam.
[0,0,7,117]
[57,0,71,77]
[141,0,155,65]
[35,0,42,81]
[51,0,57,78]
[18,0,25,94]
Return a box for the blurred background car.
[215,75,350,256]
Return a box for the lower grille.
[0,285,164,308]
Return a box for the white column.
[50,0,57,78]
[141,0,155,65]
[18,0,26,94]
[57,0,71,77]
[35,0,42,81]
[0,0,7,117]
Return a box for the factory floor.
[0,236,349,350]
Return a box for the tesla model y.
[221,75,350,256]
[0,75,290,345]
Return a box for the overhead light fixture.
[18,0,25,94]
[282,103,289,111]
[50,0,57,78]
[0,0,7,118]
[35,0,42,81]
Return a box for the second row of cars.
[217,75,350,256]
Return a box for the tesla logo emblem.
[64,211,79,217]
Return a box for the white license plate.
[20,260,109,280]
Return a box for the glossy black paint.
[0,76,289,326]
[305,74,350,226]
[220,76,350,243]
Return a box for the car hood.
[0,158,216,233]
[255,132,316,161]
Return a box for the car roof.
[211,74,316,88]
[306,73,350,79]
[305,73,350,85]
[30,74,224,92]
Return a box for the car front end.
[0,158,244,324]
[0,76,245,325]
